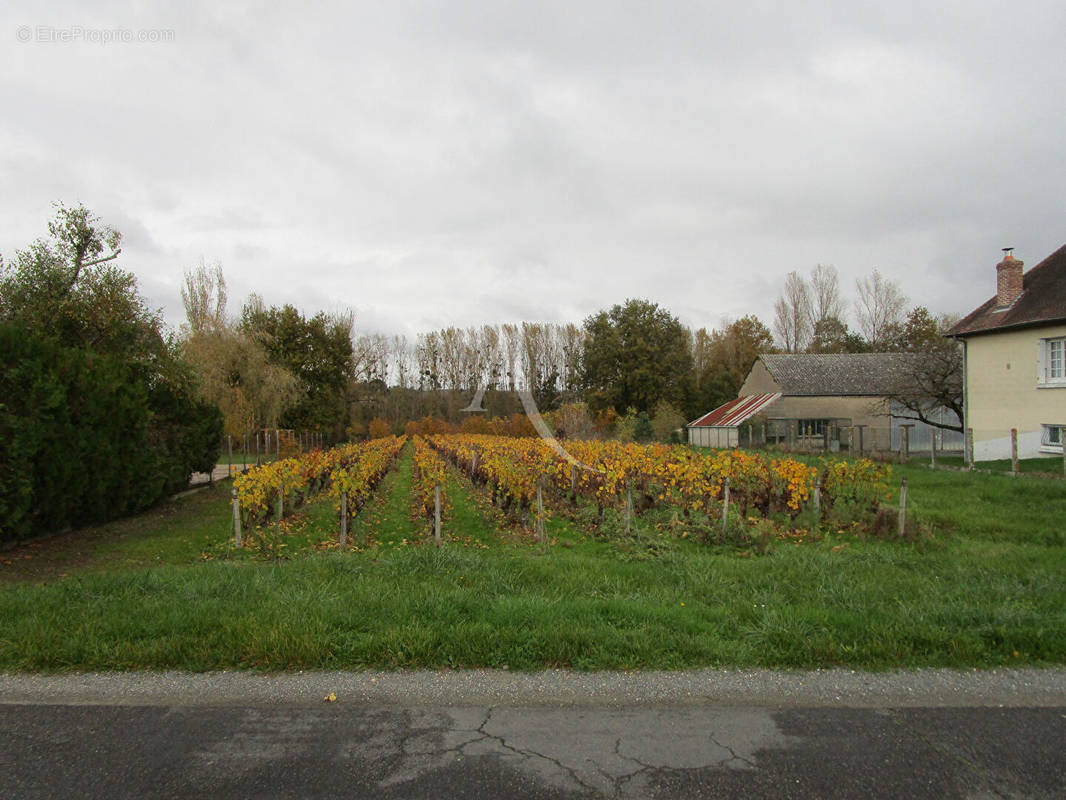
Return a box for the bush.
[633,411,655,443]
[0,324,221,543]
[651,400,686,442]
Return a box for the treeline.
[0,206,221,543]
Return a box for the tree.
[1,204,167,366]
[854,269,907,349]
[179,265,300,438]
[367,417,391,438]
[633,411,655,443]
[809,316,867,354]
[898,306,941,352]
[881,311,964,433]
[709,316,774,389]
[651,400,686,442]
[773,271,812,352]
[581,299,694,414]
[886,342,964,433]
[0,204,221,541]
[180,259,228,334]
[807,264,844,332]
[687,316,773,418]
[241,302,355,436]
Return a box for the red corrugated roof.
[687,393,781,428]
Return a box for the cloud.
[2,0,1065,339]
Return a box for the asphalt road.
[3,669,1065,799]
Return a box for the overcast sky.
[3,1,1065,341]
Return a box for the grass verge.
[1,450,1064,672]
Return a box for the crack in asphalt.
[476,707,601,795]
[707,732,757,769]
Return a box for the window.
[1042,424,1065,453]
[1041,337,1066,385]
[797,419,830,438]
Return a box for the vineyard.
[233,436,405,530]
[228,433,894,551]
[5,431,1065,673]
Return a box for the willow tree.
[180,263,299,438]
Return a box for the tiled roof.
[947,243,1066,337]
[759,353,919,396]
[688,393,781,428]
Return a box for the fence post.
[898,476,908,538]
[256,431,261,466]
[721,477,731,534]
[340,492,348,547]
[227,435,233,478]
[812,485,821,528]
[930,428,937,469]
[624,480,633,536]
[536,475,546,544]
[966,428,974,471]
[232,488,242,547]
[434,482,442,547]
[1010,428,1019,476]
[570,464,577,499]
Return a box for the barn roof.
[688,393,781,428]
[759,353,918,396]
[947,243,1066,337]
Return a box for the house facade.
[947,246,1066,460]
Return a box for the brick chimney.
[996,249,1024,308]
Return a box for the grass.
[1,445,1064,672]
[924,453,1065,475]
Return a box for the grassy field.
[1,444,1064,672]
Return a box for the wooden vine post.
[339,492,348,547]
[434,482,442,547]
[898,476,908,538]
[1010,428,1019,476]
[721,477,731,534]
[231,487,242,546]
[536,474,546,545]
[624,480,633,536]
[900,424,913,463]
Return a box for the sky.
[3,1,1065,341]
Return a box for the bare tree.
[773,271,812,352]
[807,264,843,334]
[855,269,907,349]
[180,259,228,334]
[480,324,502,388]
[391,334,412,388]
[886,342,964,433]
[501,323,521,391]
